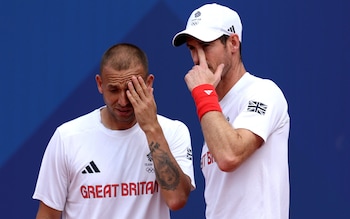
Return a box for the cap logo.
[190,11,201,26]
[228,25,236,33]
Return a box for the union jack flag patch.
[247,101,268,115]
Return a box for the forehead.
[101,65,146,85]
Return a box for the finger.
[128,77,143,101]
[213,63,224,87]
[130,76,145,99]
[197,47,208,68]
[137,76,149,98]
[214,63,224,78]
[126,81,138,104]
[127,78,136,95]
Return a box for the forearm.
[146,125,191,210]
[200,111,261,172]
[36,201,61,219]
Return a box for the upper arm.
[236,128,264,155]
[36,201,62,219]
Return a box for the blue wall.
[1,0,349,218]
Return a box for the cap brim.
[172,28,224,47]
[172,32,188,47]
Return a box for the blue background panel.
[0,0,349,218]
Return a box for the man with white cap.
[173,3,290,219]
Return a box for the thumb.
[213,63,224,87]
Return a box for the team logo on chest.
[145,152,154,173]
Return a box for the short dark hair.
[100,43,149,76]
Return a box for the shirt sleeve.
[32,128,68,211]
[233,80,289,142]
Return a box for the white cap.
[172,3,242,47]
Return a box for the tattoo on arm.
[149,141,180,190]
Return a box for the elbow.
[165,188,191,211]
[166,196,188,211]
[216,155,241,172]
[162,176,192,210]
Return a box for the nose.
[118,91,130,106]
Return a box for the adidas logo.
[228,25,236,33]
[204,90,213,95]
[82,161,100,174]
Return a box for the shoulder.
[157,114,190,136]
[157,114,185,125]
[247,73,282,91]
[57,108,100,137]
[245,73,288,106]
[156,115,192,151]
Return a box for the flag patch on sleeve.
[247,101,268,115]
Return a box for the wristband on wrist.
[191,84,222,120]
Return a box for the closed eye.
[107,85,120,93]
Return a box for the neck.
[216,62,246,100]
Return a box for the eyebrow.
[200,41,211,46]
[107,84,120,89]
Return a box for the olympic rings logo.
[146,167,154,173]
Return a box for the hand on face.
[184,47,224,91]
[126,76,157,132]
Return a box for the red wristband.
[191,84,222,120]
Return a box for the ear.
[95,74,103,94]
[229,34,240,52]
[146,74,155,87]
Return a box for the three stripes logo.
[227,25,236,33]
[82,161,100,174]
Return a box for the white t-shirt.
[201,73,290,219]
[33,107,195,219]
